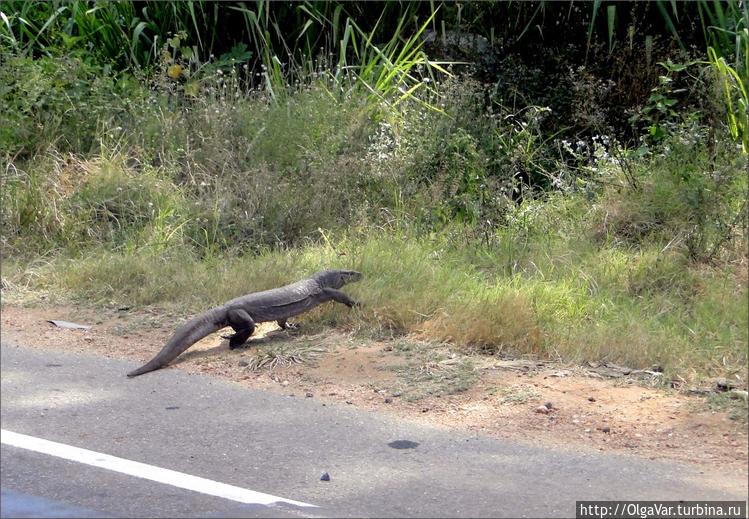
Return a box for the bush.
[596,125,747,261]
[0,152,191,255]
[0,52,140,158]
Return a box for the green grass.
[1,50,746,389]
[3,213,746,387]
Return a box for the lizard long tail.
[126,310,225,377]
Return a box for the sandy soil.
[2,302,747,482]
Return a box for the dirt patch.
[2,303,747,483]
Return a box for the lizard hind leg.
[222,308,256,350]
[224,328,253,349]
[277,319,299,330]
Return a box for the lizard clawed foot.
[277,319,300,330]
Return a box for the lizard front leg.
[321,288,360,308]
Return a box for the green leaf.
[0,11,17,45]
[586,0,603,60]
[655,1,684,50]
[607,5,616,54]
[130,20,148,66]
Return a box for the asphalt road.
[1,341,745,518]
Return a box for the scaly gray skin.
[126,269,362,378]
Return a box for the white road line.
[1,429,316,509]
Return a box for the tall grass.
[707,32,749,153]
[331,7,450,114]
[0,0,223,69]
[224,1,451,113]
[4,1,738,87]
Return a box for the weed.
[702,392,748,423]
[393,353,477,401]
[240,339,329,372]
[499,384,541,405]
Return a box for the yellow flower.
[167,64,183,79]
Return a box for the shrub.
[0,52,140,158]
[596,124,747,261]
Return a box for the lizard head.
[313,269,362,289]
